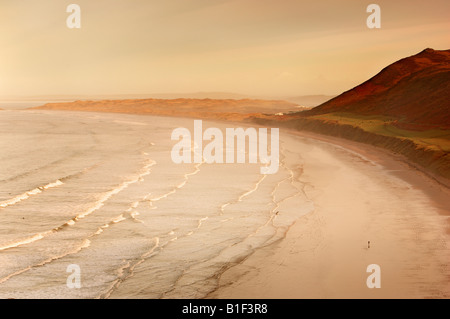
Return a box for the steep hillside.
[307,48,450,129]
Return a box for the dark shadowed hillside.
[251,49,450,182]
[307,48,450,129]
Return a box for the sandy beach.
[0,109,448,299]
[210,130,450,299]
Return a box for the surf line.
[171,120,279,174]
[0,159,156,251]
[0,180,63,209]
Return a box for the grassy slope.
[251,113,450,182]
[308,113,450,152]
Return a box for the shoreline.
[209,127,450,299]
[27,104,450,188]
[286,130,450,220]
[16,109,450,298]
[23,107,450,234]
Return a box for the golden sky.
[0,0,449,98]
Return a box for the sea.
[0,108,313,298]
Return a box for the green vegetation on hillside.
[309,113,450,152]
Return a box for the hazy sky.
[0,0,449,98]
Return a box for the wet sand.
[210,131,450,299]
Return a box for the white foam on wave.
[73,159,156,221]
[43,180,64,189]
[0,237,92,285]
[238,175,267,202]
[0,208,133,285]
[148,161,203,208]
[197,216,209,228]
[99,236,160,299]
[112,214,126,223]
[130,211,140,219]
[0,159,156,251]
[0,180,63,209]
[219,174,267,216]
[0,233,48,251]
